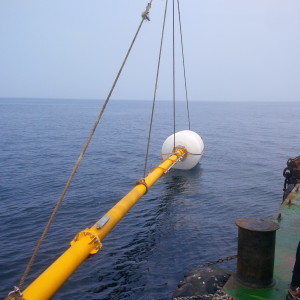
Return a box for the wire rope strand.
[172,0,176,149]
[143,0,169,177]
[177,0,191,130]
[18,16,146,290]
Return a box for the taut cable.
[18,4,150,290]
[177,0,191,130]
[143,0,169,177]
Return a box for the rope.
[142,1,152,21]
[18,5,150,290]
[172,0,176,149]
[143,0,169,177]
[177,0,191,130]
[143,0,191,176]
[136,178,149,194]
[162,151,203,156]
[199,254,238,268]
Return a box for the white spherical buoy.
[161,130,204,170]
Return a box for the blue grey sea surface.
[0,98,299,299]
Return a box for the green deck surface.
[223,183,300,300]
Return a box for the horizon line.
[0,97,299,103]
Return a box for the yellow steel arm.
[21,148,187,300]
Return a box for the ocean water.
[0,98,299,300]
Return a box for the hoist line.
[172,0,176,149]
[18,14,147,291]
[177,0,191,130]
[143,0,169,178]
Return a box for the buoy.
[162,130,204,170]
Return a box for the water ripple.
[0,99,299,299]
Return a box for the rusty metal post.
[235,217,280,288]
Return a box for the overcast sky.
[0,0,299,102]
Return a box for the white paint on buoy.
[161,130,204,170]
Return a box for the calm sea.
[0,98,299,299]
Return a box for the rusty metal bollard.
[235,217,280,288]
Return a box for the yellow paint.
[22,149,187,300]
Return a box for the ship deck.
[224,183,300,300]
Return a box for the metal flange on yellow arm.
[21,148,187,300]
